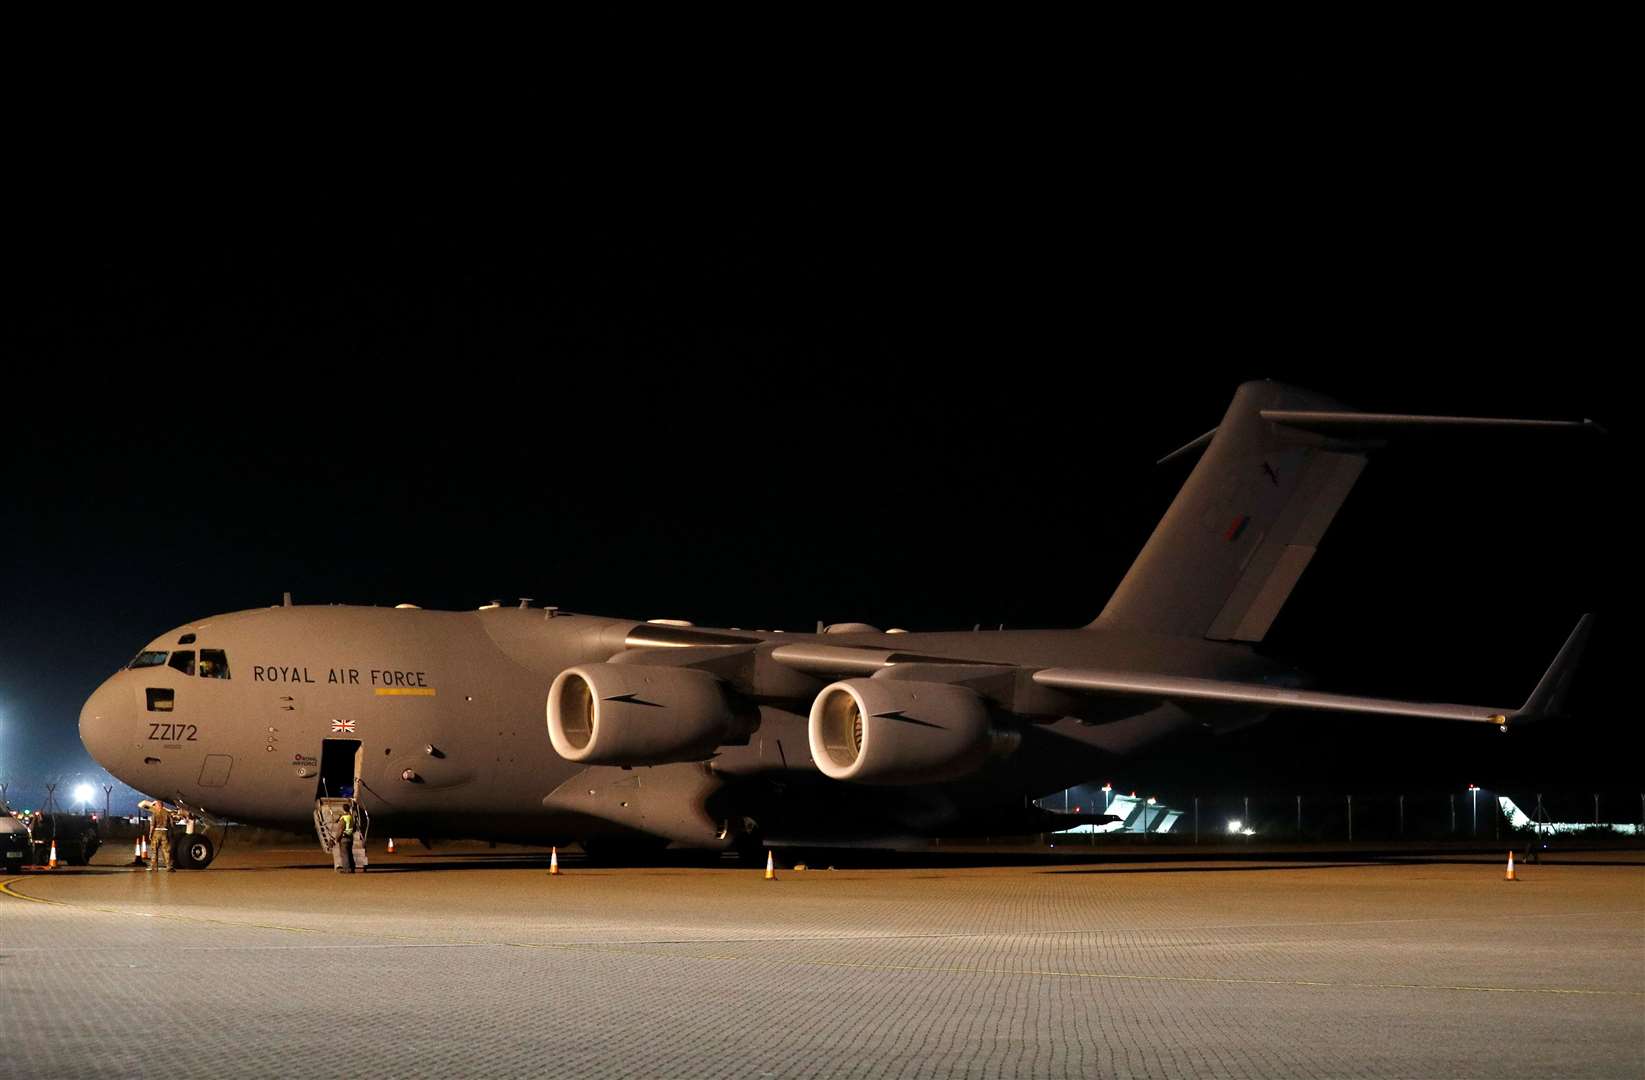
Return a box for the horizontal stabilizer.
[1031,667,1512,725]
[1260,409,1604,441]
[1155,427,1218,466]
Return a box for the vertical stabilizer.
[1093,381,1365,642]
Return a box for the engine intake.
[547,663,751,766]
[807,678,1006,784]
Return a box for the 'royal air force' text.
[252,666,430,687]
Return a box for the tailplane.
[1092,381,1596,642]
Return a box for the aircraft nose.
[79,676,130,772]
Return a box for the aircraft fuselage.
[79,603,1280,847]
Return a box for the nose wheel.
[174,834,215,870]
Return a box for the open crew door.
[311,738,369,869]
[316,738,361,800]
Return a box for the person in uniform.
[143,800,174,872]
[348,800,368,873]
[333,805,356,873]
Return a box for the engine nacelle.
[547,663,751,766]
[807,678,1005,785]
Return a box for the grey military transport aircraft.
[79,383,1596,866]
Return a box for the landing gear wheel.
[175,834,215,870]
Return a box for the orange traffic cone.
[1505,851,1517,881]
[764,850,776,881]
[387,837,396,854]
[549,847,560,875]
[140,835,149,860]
[48,840,58,869]
[133,837,145,865]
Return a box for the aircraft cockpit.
[127,645,232,679]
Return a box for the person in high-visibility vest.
[347,800,367,873]
[333,807,356,874]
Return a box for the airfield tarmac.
[2,844,1641,1079]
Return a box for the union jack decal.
[331,719,357,733]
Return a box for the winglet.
[1511,614,1594,723]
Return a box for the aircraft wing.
[764,615,1591,731]
[1030,668,1509,724]
[1038,613,1591,728]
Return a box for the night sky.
[3,157,1628,814]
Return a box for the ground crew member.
[334,805,356,873]
[143,800,174,872]
[349,800,368,873]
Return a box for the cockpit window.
[178,633,197,645]
[168,650,196,676]
[199,649,230,679]
[129,650,168,669]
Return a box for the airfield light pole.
[1097,784,1112,848]
[103,785,113,822]
[1594,793,1600,825]
[1469,785,1479,836]
[1347,794,1353,843]
[1398,794,1404,836]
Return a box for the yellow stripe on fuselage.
[374,688,436,696]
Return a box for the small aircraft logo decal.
[331,720,357,733]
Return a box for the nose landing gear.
[174,833,215,871]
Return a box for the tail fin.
[1093,382,1597,642]
[1093,381,1367,642]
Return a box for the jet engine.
[807,678,1009,785]
[547,663,753,766]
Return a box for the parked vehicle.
[27,810,102,866]
[1,802,30,873]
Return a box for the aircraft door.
[317,738,362,800]
[198,754,233,787]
